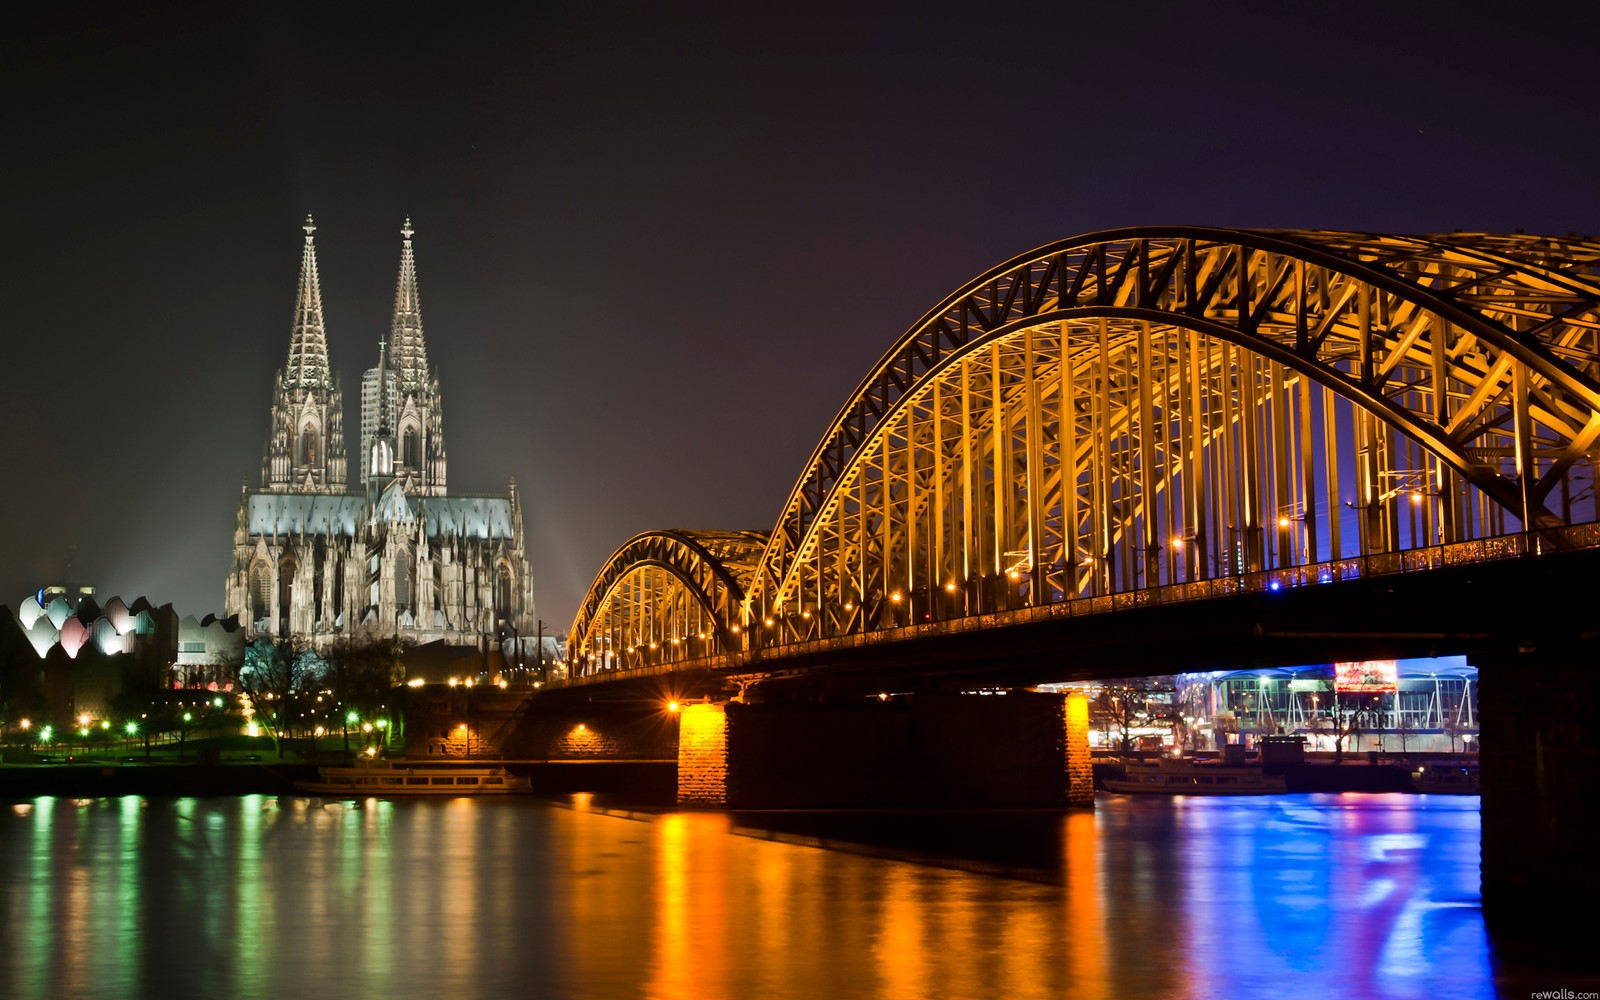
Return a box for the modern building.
[224,218,534,651]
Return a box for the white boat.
[1103,758,1288,795]
[1410,761,1479,795]
[294,760,532,796]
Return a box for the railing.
[556,523,1600,690]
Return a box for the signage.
[1334,660,1397,693]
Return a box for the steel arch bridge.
[569,227,1600,675]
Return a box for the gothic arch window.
[496,563,514,622]
[395,547,413,615]
[299,424,317,467]
[278,555,297,634]
[249,562,271,625]
[401,424,420,470]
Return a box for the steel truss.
[571,228,1600,667]
[571,529,767,673]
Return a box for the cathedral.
[225,218,535,650]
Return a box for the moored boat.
[294,760,531,796]
[1410,760,1479,795]
[1103,758,1288,795]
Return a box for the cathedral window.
[300,425,317,466]
[250,563,271,624]
[496,564,514,622]
[402,426,420,469]
[278,555,297,634]
[395,548,413,614]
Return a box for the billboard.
[1334,660,1397,693]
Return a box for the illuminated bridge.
[529,228,1599,933]
[567,227,1599,683]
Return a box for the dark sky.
[4,2,1597,631]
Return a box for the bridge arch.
[748,228,1600,637]
[571,228,1600,661]
[568,530,767,669]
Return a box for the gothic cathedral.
[225,218,535,650]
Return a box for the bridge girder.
[572,228,1600,668]
[569,529,766,668]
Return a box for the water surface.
[0,793,1490,999]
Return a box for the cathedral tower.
[361,218,447,495]
[261,216,348,493]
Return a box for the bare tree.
[238,636,322,759]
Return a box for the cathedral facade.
[225,218,534,650]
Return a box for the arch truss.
[569,530,767,670]
[576,228,1600,666]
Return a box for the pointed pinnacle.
[401,217,414,241]
[304,214,316,237]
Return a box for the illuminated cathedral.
[225,217,534,649]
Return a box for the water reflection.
[0,793,1490,999]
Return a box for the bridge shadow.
[726,809,1070,884]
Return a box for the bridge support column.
[1065,690,1093,806]
[677,702,730,806]
[676,692,1093,809]
[1478,654,1600,960]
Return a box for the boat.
[294,759,532,796]
[1103,758,1288,795]
[1410,760,1480,794]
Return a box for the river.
[0,792,1493,999]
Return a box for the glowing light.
[1008,569,1020,580]
[730,625,741,633]
[19,719,29,731]
[844,602,854,611]
[346,711,358,724]
[78,714,90,726]
[945,581,957,592]
[1278,516,1291,528]
[877,693,888,701]
[1411,492,1425,505]
[407,678,424,687]
[764,618,774,627]
[1170,537,1185,550]
[448,677,459,688]
[801,610,812,619]
[246,722,260,737]
[364,746,377,757]
[667,701,680,713]
[890,592,903,603]
[1269,580,1281,592]
[124,721,137,735]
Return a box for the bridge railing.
[556,523,1598,689]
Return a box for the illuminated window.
[300,425,317,466]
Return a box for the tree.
[323,635,403,753]
[238,637,322,759]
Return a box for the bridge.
[509,228,1598,943]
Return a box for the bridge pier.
[1478,654,1600,957]
[676,690,1093,809]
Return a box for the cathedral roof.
[244,491,518,540]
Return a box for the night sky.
[5,3,1597,632]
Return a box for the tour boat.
[1410,761,1480,795]
[1102,759,1288,795]
[294,760,532,796]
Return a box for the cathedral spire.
[262,216,347,493]
[285,215,332,388]
[389,217,430,390]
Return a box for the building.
[224,218,534,651]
